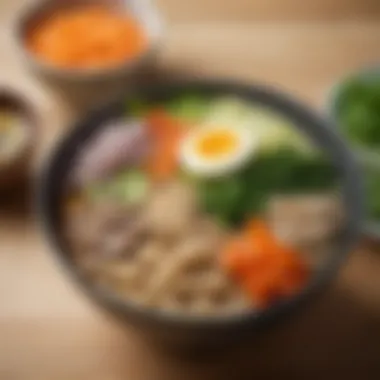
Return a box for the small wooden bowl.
[0,89,37,190]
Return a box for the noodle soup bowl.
[38,80,363,351]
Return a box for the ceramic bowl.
[325,65,380,239]
[38,80,364,351]
[14,0,164,86]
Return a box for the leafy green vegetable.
[198,179,246,226]
[165,94,210,123]
[87,170,149,205]
[335,77,380,221]
[197,147,337,227]
[204,96,254,125]
[125,99,149,118]
[337,78,380,148]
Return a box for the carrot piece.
[221,236,254,277]
[221,219,309,308]
[244,273,281,308]
[145,110,182,138]
[144,110,184,181]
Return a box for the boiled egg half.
[179,124,258,178]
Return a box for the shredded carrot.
[221,220,309,308]
[27,5,147,69]
[145,110,184,181]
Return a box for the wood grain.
[0,1,380,379]
[161,22,380,105]
[158,0,380,22]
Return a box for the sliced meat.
[66,200,146,261]
[267,193,343,248]
[141,181,198,239]
[194,217,228,247]
[145,224,226,304]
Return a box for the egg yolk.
[196,129,239,159]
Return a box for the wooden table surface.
[1,1,380,379]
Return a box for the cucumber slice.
[87,170,149,205]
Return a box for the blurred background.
[0,0,380,379]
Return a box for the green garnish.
[337,77,380,149]
[335,76,380,221]
[197,147,337,227]
[125,99,149,118]
[165,94,210,123]
[87,170,148,205]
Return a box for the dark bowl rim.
[37,79,364,332]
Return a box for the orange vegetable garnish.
[221,220,309,308]
[145,110,184,181]
[27,6,147,69]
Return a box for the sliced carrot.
[221,219,309,308]
[244,273,281,308]
[144,110,184,181]
[145,110,182,138]
[221,237,254,276]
